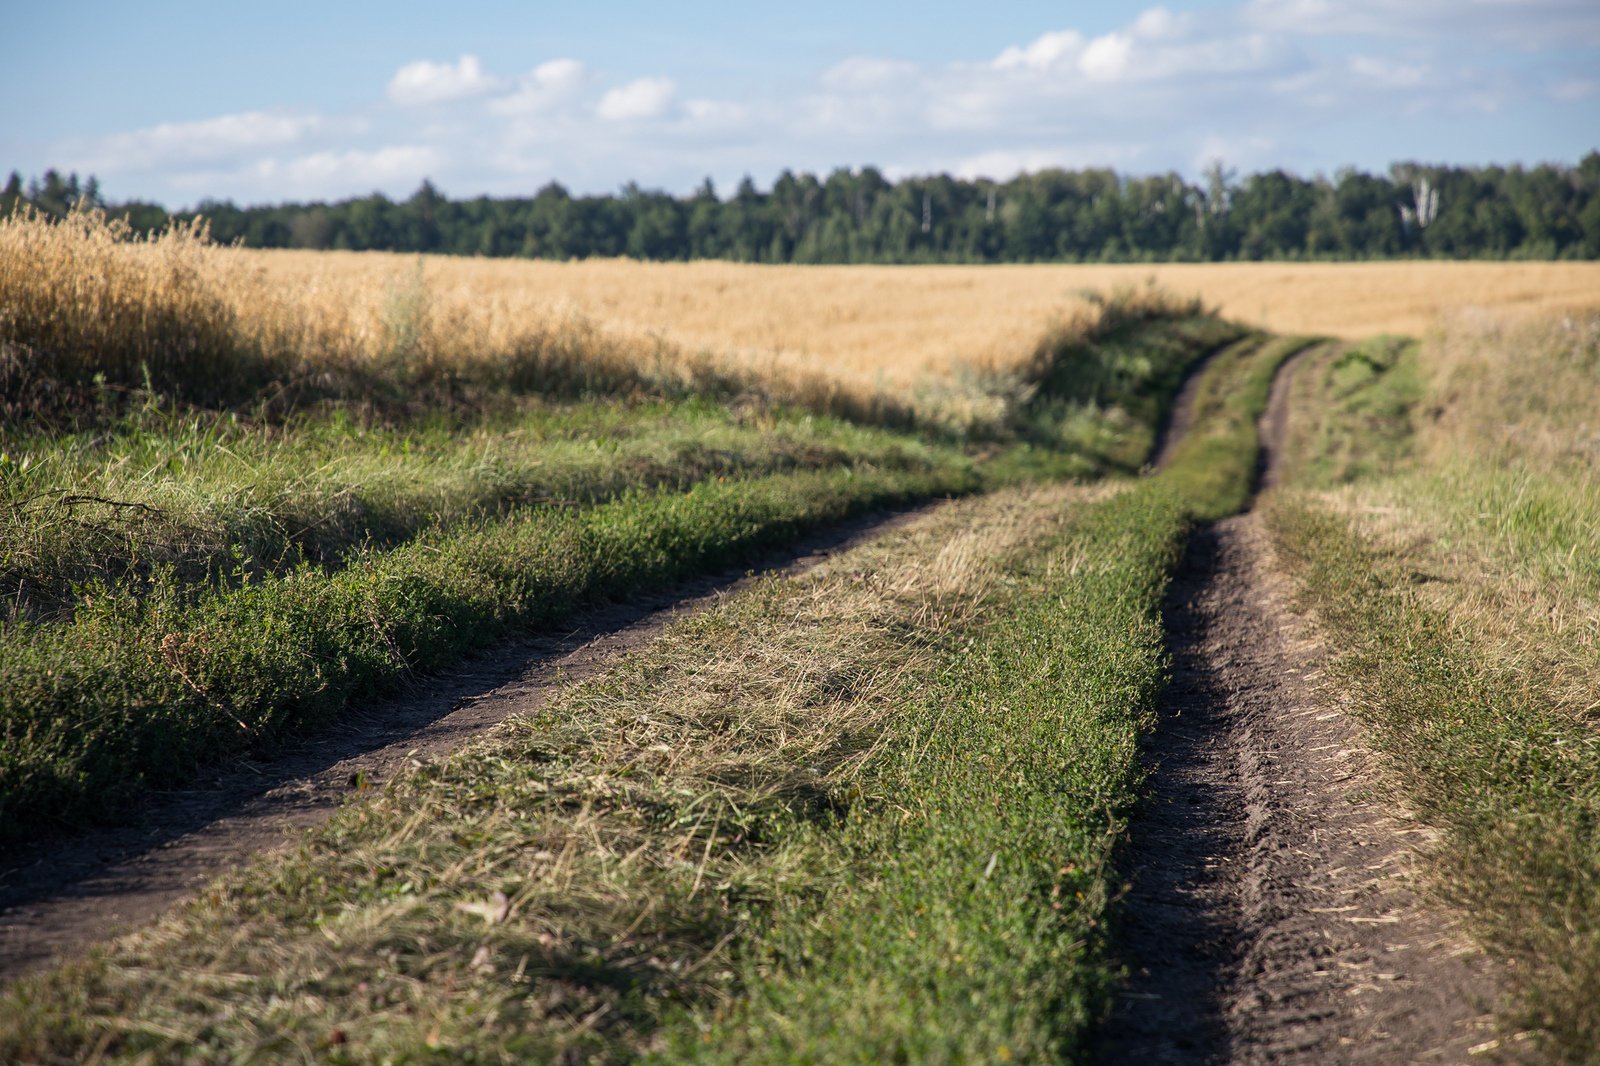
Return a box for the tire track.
[0,505,934,981]
[1097,347,1504,1063]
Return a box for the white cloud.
[489,58,588,115]
[1080,33,1134,81]
[387,54,499,106]
[949,145,1148,181]
[994,30,1084,71]
[821,56,917,90]
[1133,6,1192,39]
[272,146,442,186]
[682,98,751,127]
[177,145,445,201]
[597,77,677,121]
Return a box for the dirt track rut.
[1097,347,1505,1063]
[0,507,930,981]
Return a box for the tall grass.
[0,206,918,429]
[1266,307,1600,1057]
[0,401,949,622]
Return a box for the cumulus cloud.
[489,58,588,115]
[1079,33,1134,82]
[388,54,499,105]
[596,77,677,121]
[994,30,1084,71]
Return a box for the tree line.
[6,155,1599,262]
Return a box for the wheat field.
[249,251,1600,380]
[6,208,1598,432]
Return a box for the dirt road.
[0,507,932,981]
[1097,347,1504,1063]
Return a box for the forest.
[6,154,1599,262]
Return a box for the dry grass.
[245,252,1600,372]
[0,208,921,429]
[1302,310,1600,720]
[11,206,1595,433]
[0,482,1091,1063]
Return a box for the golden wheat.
[244,251,1600,375]
[7,207,1598,426]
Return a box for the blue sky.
[3,1,1597,208]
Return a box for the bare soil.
[1096,349,1506,1063]
[0,506,933,981]
[1151,341,1231,471]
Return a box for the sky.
[3,0,1598,208]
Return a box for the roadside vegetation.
[0,323,1307,1062]
[0,205,1241,845]
[1264,310,1600,1059]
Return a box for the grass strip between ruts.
[662,482,1190,1062]
[0,462,977,845]
[660,336,1317,1061]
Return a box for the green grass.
[1274,334,1420,489]
[0,295,1244,843]
[1264,496,1600,1061]
[664,484,1189,1063]
[657,333,1316,1063]
[1156,333,1320,518]
[0,484,1091,1063]
[1263,313,1600,1059]
[0,462,977,845]
[1,397,951,622]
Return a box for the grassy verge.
[0,462,975,844]
[1264,498,1600,1060]
[1263,309,1600,1059]
[1,399,949,622]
